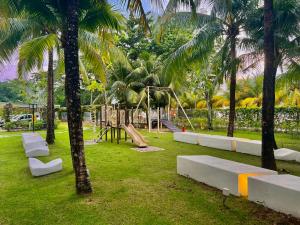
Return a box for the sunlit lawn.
[0,123,300,225]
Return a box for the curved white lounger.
[22,133,49,157]
[296,154,300,163]
[274,148,300,161]
[29,158,62,177]
[25,145,50,157]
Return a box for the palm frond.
[277,61,300,88]
[80,3,124,32]
[163,23,221,84]
[18,33,59,78]
[79,35,107,84]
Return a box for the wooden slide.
[123,124,147,148]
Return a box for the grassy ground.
[0,123,300,225]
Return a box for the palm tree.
[162,0,258,137]
[1,0,122,194]
[242,0,299,169]
[61,0,92,193]
[261,0,277,170]
[197,68,222,130]
[1,0,122,146]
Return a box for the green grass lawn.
[0,124,300,225]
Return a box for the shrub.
[4,120,47,131]
[176,107,300,133]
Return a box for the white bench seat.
[197,134,238,151]
[29,158,62,177]
[248,175,300,218]
[174,132,250,151]
[173,132,200,145]
[274,148,300,161]
[177,155,277,196]
[22,133,49,157]
[297,154,300,163]
[236,139,262,156]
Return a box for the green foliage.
[3,103,13,122]
[4,120,39,131]
[0,80,25,102]
[177,107,300,134]
[3,119,59,131]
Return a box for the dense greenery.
[176,107,300,133]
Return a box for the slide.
[161,119,181,132]
[123,124,147,148]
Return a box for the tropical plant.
[242,0,300,169]
[0,0,123,144]
[0,0,124,194]
[162,0,259,137]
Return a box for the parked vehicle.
[0,118,4,127]
[11,114,40,122]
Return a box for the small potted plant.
[181,120,187,132]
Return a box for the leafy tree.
[242,0,299,169]
[0,0,123,194]
[3,103,13,122]
[0,0,122,144]
[163,0,259,137]
[0,80,25,102]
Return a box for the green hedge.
[176,107,300,133]
[4,120,59,131]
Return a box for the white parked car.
[0,118,4,127]
[12,114,35,122]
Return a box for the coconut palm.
[197,69,222,130]
[0,1,122,145]
[162,0,259,137]
[261,0,277,170]
[0,0,123,194]
[243,0,299,169]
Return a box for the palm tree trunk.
[262,0,277,170]
[205,91,213,130]
[227,34,237,137]
[63,0,92,194]
[46,48,55,144]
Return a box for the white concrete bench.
[173,132,200,145]
[248,175,300,218]
[177,155,277,196]
[25,145,50,157]
[197,134,238,151]
[22,132,46,149]
[274,148,300,161]
[297,154,300,163]
[22,133,49,157]
[174,132,249,151]
[236,139,262,156]
[29,158,62,177]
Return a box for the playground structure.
[96,104,148,147]
[89,86,193,147]
[134,86,194,133]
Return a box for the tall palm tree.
[1,0,122,194]
[1,0,122,146]
[262,0,277,170]
[243,0,299,169]
[162,0,258,137]
[197,65,222,130]
[62,0,92,193]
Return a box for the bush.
[4,120,47,131]
[176,107,300,133]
